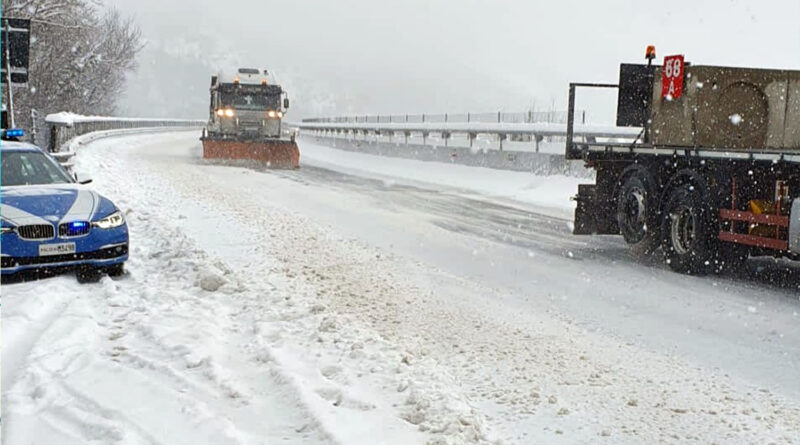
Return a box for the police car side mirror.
[74,172,93,184]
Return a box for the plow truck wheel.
[616,170,660,257]
[660,183,717,275]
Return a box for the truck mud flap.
[790,199,800,254]
[573,184,619,235]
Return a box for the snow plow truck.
[566,47,800,275]
[201,68,299,168]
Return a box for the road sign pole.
[4,22,16,128]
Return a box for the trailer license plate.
[39,242,76,256]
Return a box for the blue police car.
[1,140,129,282]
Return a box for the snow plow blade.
[201,137,300,169]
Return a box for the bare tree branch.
[3,0,142,122]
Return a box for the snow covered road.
[3,131,799,444]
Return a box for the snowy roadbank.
[297,137,583,220]
[3,131,799,444]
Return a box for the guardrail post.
[49,125,58,152]
[534,134,543,153]
[444,113,448,147]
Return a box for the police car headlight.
[1,227,14,235]
[93,211,125,229]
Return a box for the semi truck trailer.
[566,47,799,275]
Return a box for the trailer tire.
[716,243,750,274]
[661,183,717,275]
[616,171,660,256]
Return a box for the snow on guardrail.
[45,112,205,127]
[44,112,204,154]
[295,120,642,139]
[42,113,204,170]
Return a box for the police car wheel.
[76,266,102,283]
[106,263,125,277]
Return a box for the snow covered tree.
[1,0,142,125]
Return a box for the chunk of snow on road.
[198,269,226,291]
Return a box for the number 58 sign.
[661,55,685,99]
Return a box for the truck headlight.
[93,211,125,229]
[224,109,234,117]
[268,110,277,118]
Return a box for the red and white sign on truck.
[661,54,685,99]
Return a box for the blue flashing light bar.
[2,128,25,139]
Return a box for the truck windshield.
[235,93,279,110]
[221,91,280,111]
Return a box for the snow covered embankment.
[298,139,584,221]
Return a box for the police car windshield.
[1,151,73,186]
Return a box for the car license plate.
[39,242,76,256]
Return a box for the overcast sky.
[107,0,800,121]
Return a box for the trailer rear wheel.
[616,171,660,256]
[661,183,717,275]
[716,243,750,274]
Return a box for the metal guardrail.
[295,119,641,152]
[302,110,580,125]
[45,114,205,153]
